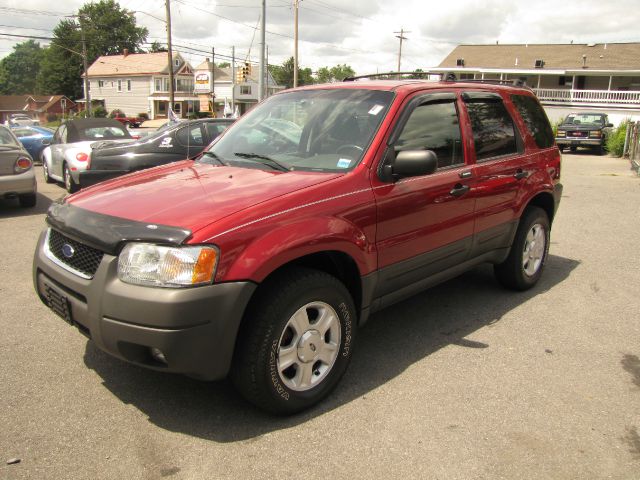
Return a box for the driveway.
[1,154,639,479]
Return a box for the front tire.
[494,207,550,291]
[63,163,78,193]
[231,267,356,415]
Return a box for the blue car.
[12,126,55,163]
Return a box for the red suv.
[33,75,562,414]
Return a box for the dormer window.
[456,58,465,67]
[534,59,544,68]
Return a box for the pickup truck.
[111,112,144,128]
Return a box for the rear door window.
[176,124,205,146]
[511,94,554,148]
[464,94,519,161]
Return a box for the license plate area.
[43,282,73,325]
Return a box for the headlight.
[556,130,566,137]
[118,243,219,287]
[589,130,602,138]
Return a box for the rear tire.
[231,267,356,415]
[494,207,550,291]
[43,161,54,184]
[18,193,36,208]
[63,163,78,193]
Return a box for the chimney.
[123,48,129,58]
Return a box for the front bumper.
[555,138,602,147]
[33,229,256,380]
[0,169,36,197]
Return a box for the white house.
[84,50,198,119]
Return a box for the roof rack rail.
[458,78,531,88]
[343,71,458,82]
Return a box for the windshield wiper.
[201,151,227,166]
[233,152,290,172]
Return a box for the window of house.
[465,97,519,161]
[154,77,169,92]
[117,80,122,92]
[157,102,167,114]
[394,100,464,169]
[98,80,104,88]
[127,79,132,92]
[176,78,194,92]
[240,85,252,95]
[511,94,554,149]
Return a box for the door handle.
[459,170,473,179]
[450,183,470,197]
[514,169,528,180]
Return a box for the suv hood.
[67,161,341,234]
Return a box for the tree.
[36,0,148,99]
[269,57,313,89]
[315,64,355,84]
[0,41,45,94]
[217,62,230,68]
[149,41,167,53]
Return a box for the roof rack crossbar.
[343,71,458,82]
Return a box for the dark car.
[555,112,614,155]
[80,118,234,188]
[12,126,55,163]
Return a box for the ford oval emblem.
[61,244,75,259]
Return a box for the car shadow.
[83,254,579,442]
[0,192,53,218]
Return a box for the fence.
[534,88,640,107]
[625,122,640,174]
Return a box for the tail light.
[14,156,32,173]
[76,152,89,162]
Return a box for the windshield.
[563,114,605,126]
[199,89,394,172]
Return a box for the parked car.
[80,118,234,189]
[5,114,39,127]
[555,112,614,154]
[12,125,55,163]
[0,125,36,207]
[33,76,562,414]
[111,111,145,128]
[42,118,134,193]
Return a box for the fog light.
[150,347,168,364]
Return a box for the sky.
[1,0,639,75]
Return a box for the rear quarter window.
[511,94,555,148]
[465,99,518,161]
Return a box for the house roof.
[87,52,192,77]
[194,61,232,81]
[438,43,640,72]
[0,95,75,112]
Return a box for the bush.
[606,121,629,157]
[109,109,124,118]
[93,106,107,118]
[138,112,149,120]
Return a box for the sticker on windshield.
[337,158,352,168]
[158,137,173,148]
[368,105,384,115]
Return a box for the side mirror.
[388,150,438,180]
[606,123,614,128]
[41,138,51,146]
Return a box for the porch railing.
[533,88,640,106]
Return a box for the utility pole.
[265,45,269,99]
[293,0,299,87]
[211,47,215,117]
[79,16,91,116]
[231,46,236,111]
[165,0,175,114]
[258,0,266,101]
[394,28,409,74]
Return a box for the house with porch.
[83,50,198,119]
[193,59,283,117]
[436,43,640,116]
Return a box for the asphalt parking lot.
[1,153,639,479]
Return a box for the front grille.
[48,229,104,278]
